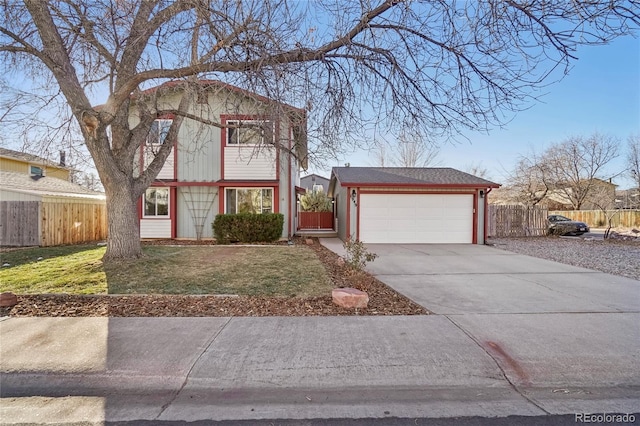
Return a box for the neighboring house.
[300,174,330,193]
[134,80,307,240]
[542,178,617,210]
[328,167,500,244]
[0,149,106,246]
[0,147,70,180]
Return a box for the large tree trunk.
[103,181,143,261]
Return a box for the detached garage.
[328,167,500,244]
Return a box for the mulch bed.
[1,238,429,317]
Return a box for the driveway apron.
[361,242,640,414]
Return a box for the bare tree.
[463,162,491,180]
[1,1,638,259]
[368,132,439,167]
[628,134,640,190]
[544,134,620,210]
[393,131,440,167]
[506,153,554,206]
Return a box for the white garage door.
[359,193,473,243]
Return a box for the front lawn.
[0,245,332,297]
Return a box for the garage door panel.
[359,194,473,244]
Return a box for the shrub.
[213,213,284,244]
[343,239,378,271]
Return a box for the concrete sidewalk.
[2,315,639,423]
[1,240,639,424]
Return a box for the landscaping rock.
[305,238,314,245]
[336,257,345,267]
[332,287,369,309]
[0,292,18,307]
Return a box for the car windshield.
[553,216,571,221]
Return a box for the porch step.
[296,230,338,238]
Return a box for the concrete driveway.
[365,243,640,314]
[361,243,640,413]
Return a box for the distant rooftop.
[0,170,104,199]
[0,147,67,169]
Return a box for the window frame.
[226,120,273,146]
[225,188,274,214]
[29,165,44,176]
[147,119,173,145]
[143,187,170,218]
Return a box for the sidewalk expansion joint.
[154,316,232,420]
[443,315,551,416]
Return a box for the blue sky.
[308,35,640,189]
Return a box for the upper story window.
[312,184,324,193]
[227,120,273,145]
[144,187,169,217]
[147,119,172,145]
[29,165,44,176]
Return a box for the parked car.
[547,215,590,236]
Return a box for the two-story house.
[135,81,307,240]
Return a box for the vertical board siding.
[40,202,108,246]
[488,205,549,237]
[548,210,640,228]
[0,201,40,246]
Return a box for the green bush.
[213,213,284,244]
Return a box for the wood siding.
[224,146,276,180]
[140,219,172,238]
[143,148,174,179]
[0,157,69,180]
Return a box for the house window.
[226,120,273,145]
[144,188,169,217]
[29,165,43,176]
[312,184,324,192]
[148,119,172,145]
[226,188,273,214]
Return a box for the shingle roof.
[0,171,105,199]
[331,167,500,187]
[0,147,67,170]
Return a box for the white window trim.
[143,187,170,218]
[29,164,44,176]
[226,120,273,146]
[147,119,173,145]
[225,187,274,214]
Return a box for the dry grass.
[0,245,332,297]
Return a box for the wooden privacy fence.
[0,201,40,246]
[548,210,640,228]
[488,205,549,237]
[298,211,334,230]
[0,201,108,247]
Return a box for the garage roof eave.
[337,182,501,189]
